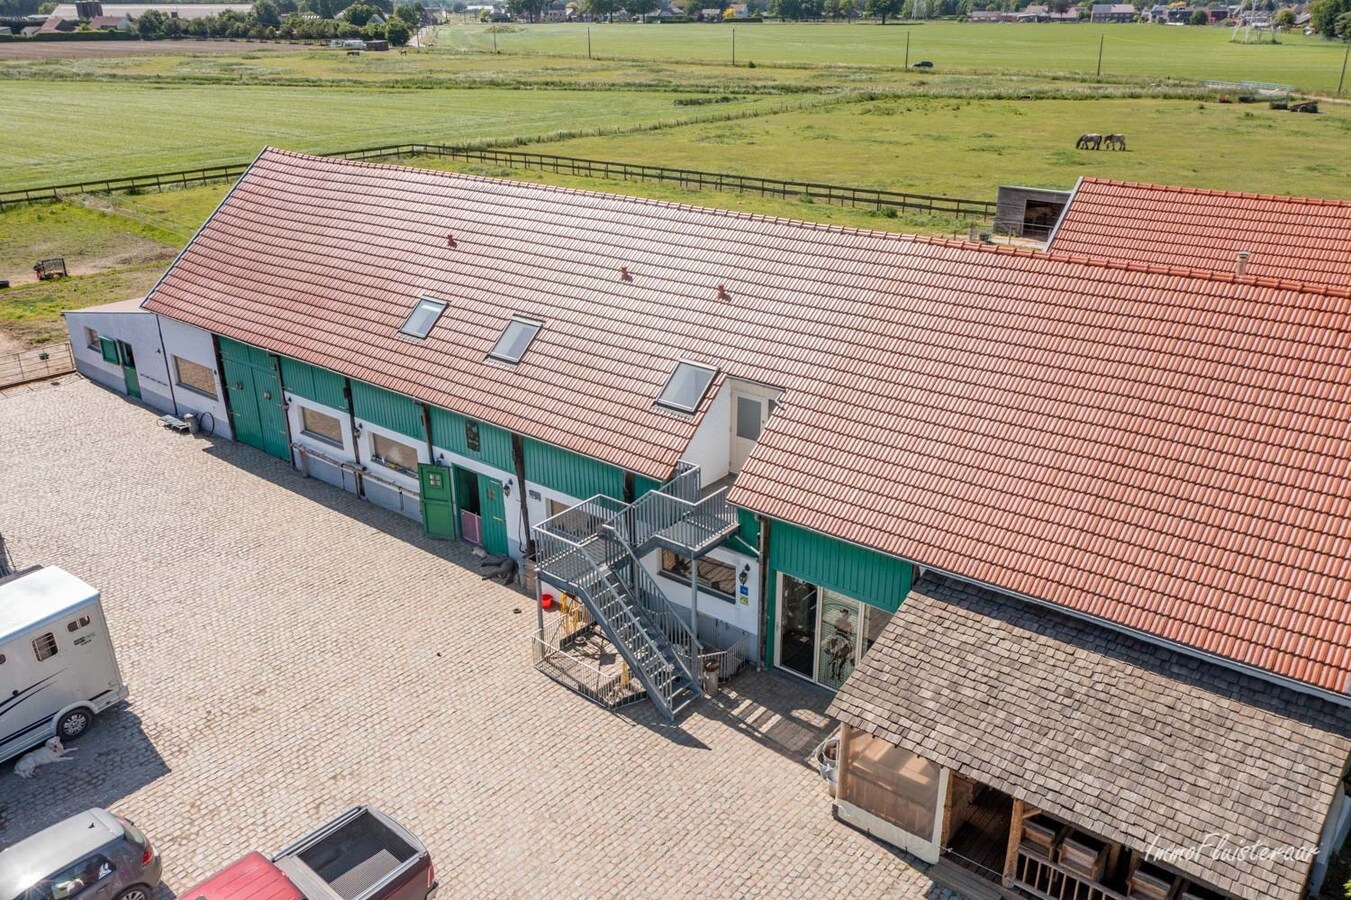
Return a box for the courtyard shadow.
[0,706,169,843]
[692,668,837,766]
[197,435,526,589]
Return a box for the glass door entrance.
[776,574,893,690]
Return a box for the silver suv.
[0,809,161,900]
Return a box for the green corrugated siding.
[632,474,664,499]
[736,507,761,547]
[279,357,347,410]
[350,380,424,439]
[523,438,625,500]
[768,521,912,614]
[218,336,273,370]
[428,408,515,472]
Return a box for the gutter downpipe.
[756,515,770,671]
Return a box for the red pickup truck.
[183,808,436,900]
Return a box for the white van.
[0,567,128,763]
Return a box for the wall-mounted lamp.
[435,452,446,465]
[353,421,364,435]
[738,564,751,585]
[503,478,514,498]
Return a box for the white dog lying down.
[14,737,76,779]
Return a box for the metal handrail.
[534,527,686,718]
[609,535,699,679]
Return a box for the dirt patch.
[0,39,296,61]
[0,329,25,355]
[2,234,174,288]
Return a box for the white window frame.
[300,406,345,447]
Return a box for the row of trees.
[126,0,423,43]
[1310,0,1351,37]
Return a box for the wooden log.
[1003,798,1025,887]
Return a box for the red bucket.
[541,593,554,610]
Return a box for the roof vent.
[620,266,632,282]
[716,283,730,302]
[1236,251,1250,277]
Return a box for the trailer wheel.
[56,708,91,739]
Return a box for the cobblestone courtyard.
[0,379,951,899]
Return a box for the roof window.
[488,317,543,364]
[656,361,718,413]
[399,297,448,339]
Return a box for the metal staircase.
[532,463,740,721]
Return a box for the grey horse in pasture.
[1105,133,1127,150]
[1076,133,1103,150]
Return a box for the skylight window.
[400,298,448,339]
[656,361,718,413]
[488,317,543,364]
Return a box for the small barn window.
[465,420,481,453]
[174,356,218,399]
[85,327,100,350]
[488,317,542,364]
[33,632,58,662]
[66,615,91,633]
[301,407,344,446]
[656,361,718,413]
[370,432,419,476]
[399,298,448,339]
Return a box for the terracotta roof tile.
[1049,178,1351,289]
[146,149,1351,697]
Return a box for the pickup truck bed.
[272,808,427,900]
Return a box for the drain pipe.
[756,515,770,671]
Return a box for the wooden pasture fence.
[0,343,75,389]
[0,144,997,222]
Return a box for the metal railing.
[0,343,75,389]
[664,460,701,502]
[699,629,751,681]
[530,637,645,709]
[0,143,996,223]
[609,534,700,673]
[534,513,693,720]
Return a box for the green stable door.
[452,466,509,557]
[418,464,455,540]
[219,338,290,461]
[99,337,140,399]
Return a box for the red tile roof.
[1049,177,1351,290]
[145,149,1351,697]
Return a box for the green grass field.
[540,95,1351,198]
[436,22,1351,92]
[0,83,791,188]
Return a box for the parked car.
[183,808,436,900]
[0,809,161,900]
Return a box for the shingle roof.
[828,576,1351,900]
[1049,177,1351,290]
[145,149,1351,696]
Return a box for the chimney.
[1236,251,1250,277]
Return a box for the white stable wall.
[681,383,732,488]
[354,417,427,522]
[64,308,173,414]
[642,545,760,642]
[158,317,232,440]
[286,394,357,493]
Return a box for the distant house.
[0,25,11,33]
[88,13,133,29]
[367,11,385,24]
[20,23,41,33]
[1090,2,1135,21]
[967,9,1004,21]
[1141,3,1167,21]
[727,2,749,15]
[698,7,721,19]
[38,15,76,31]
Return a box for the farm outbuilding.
[993,185,1073,240]
[65,150,1351,896]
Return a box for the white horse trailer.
[0,566,128,763]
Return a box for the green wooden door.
[117,341,141,399]
[222,356,264,449]
[220,344,289,460]
[419,464,455,539]
[478,475,509,557]
[252,366,290,460]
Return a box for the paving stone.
[0,379,955,900]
